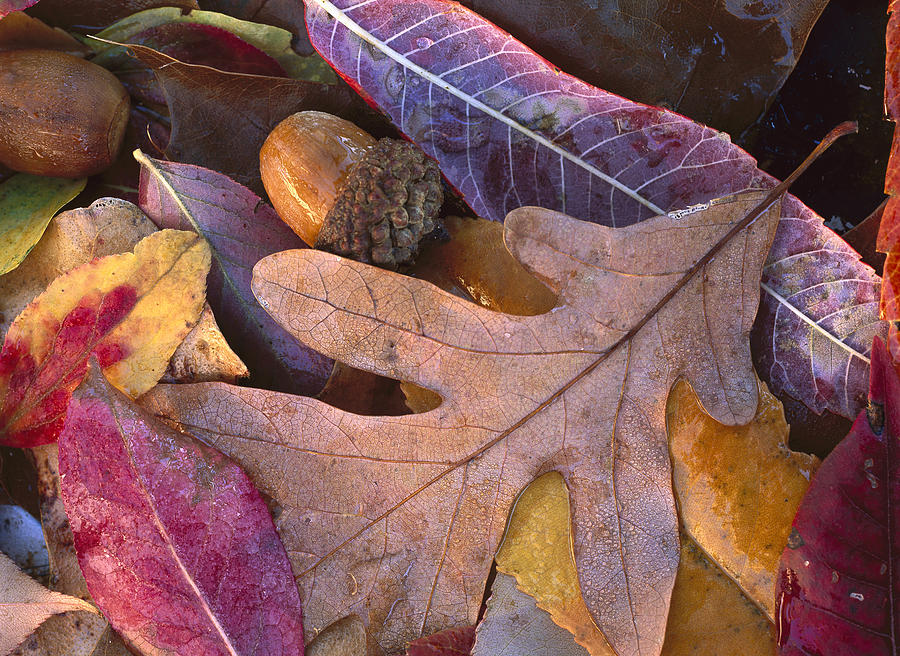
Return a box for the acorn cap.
[315,138,443,269]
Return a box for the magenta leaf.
[303,0,885,420]
[137,154,333,396]
[58,362,305,655]
[776,337,900,654]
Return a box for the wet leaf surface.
[137,153,334,396]
[58,364,306,655]
[668,379,818,620]
[776,337,900,655]
[0,228,210,447]
[305,0,885,420]
[144,192,780,655]
[456,0,828,136]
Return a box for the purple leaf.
[776,337,900,654]
[137,154,334,396]
[58,362,305,655]
[303,0,885,419]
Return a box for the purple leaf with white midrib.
[304,0,885,419]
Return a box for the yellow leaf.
[661,536,774,656]
[667,378,819,619]
[496,472,615,656]
[0,229,211,447]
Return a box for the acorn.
[0,49,130,178]
[260,111,443,269]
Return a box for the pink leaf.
[303,0,885,420]
[58,362,305,655]
[776,337,900,654]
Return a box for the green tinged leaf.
[91,7,336,82]
[0,174,85,276]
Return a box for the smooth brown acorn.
[260,111,443,269]
[0,49,130,178]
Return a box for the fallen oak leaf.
[144,186,782,655]
[0,228,210,447]
[0,550,98,655]
[58,363,305,656]
[304,0,885,420]
[775,337,900,655]
[0,174,85,276]
[307,616,366,656]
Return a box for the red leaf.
[58,362,305,656]
[137,154,334,396]
[776,337,900,654]
[304,0,885,420]
[407,626,475,656]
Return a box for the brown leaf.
[0,550,97,655]
[143,191,780,655]
[125,44,379,194]
[307,616,366,656]
[661,537,775,656]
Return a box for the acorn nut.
[0,49,130,178]
[260,111,443,269]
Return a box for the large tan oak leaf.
[143,193,778,656]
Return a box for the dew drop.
[415,36,434,49]
[850,592,865,601]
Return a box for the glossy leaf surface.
[59,364,306,656]
[456,0,828,135]
[137,153,334,395]
[144,192,779,655]
[776,337,900,654]
[668,378,818,620]
[0,175,85,276]
[304,0,885,420]
[0,229,210,447]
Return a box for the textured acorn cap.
[315,138,443,269]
